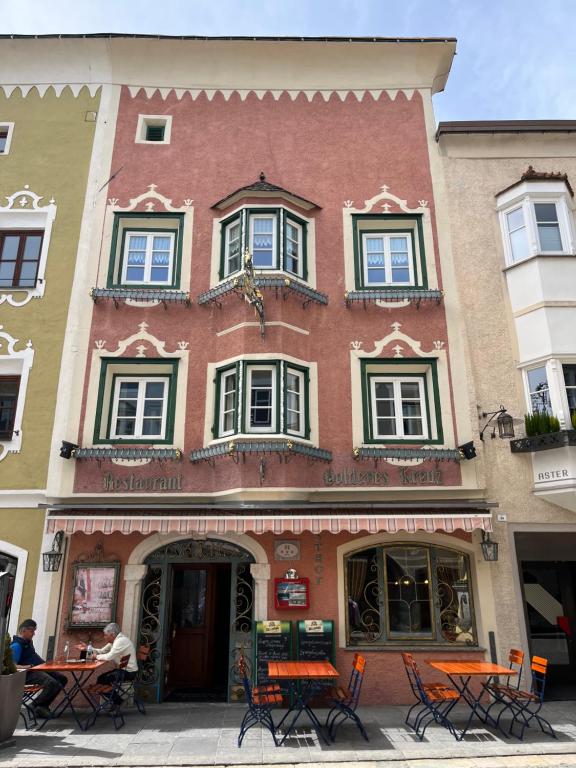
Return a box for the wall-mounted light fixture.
[480,407,515,441]
[60,440,79,459]
[481,531,499,562]
[42,531,64,572]
[458,441,477,460]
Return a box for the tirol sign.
[102,473,182,492]
[323,467,443,487]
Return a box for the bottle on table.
[86,642,94,662]
[63,640,70,662]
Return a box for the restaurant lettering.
[102,472,182,492]
[323,467,443,486]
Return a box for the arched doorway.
[137,538,255,703]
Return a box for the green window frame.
[352,214,427,291]
[93,358,179,445]
[213,360,310,439]
[361,358,443,445]
[107,212,184,290]
[345,543,477,647]
[219,208,308,281]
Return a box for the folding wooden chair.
[497,655,557,740]
[84,654,131,730]
[483,647,524,724]
[119,644,150,715]
[401,652,460,740]
[325,653,369,741]
[237,654,281,747]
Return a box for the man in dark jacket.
[11,618,67,719]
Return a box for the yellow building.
[0,84,100,641]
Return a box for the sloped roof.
[496,165,574,198]
[212,173,321,211]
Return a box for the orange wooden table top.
[33,660,106,672]
[268,661,339,680]
[427,660,518,677]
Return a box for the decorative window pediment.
[0,186,57,307]
[342,183,440,307]
[212,172,320,213]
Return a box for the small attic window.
[146,124,165,142]
[135,115,172,145]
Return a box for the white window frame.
[285,366,305,437]
[224,216,243,278]
[524,365,552,415]
[249,213,277,270]
[0,123,15,156]
[497,181,575,266]
[0,188,57,307]
[0,326,34,462]
[245,364,277,434]
[218,368,238,438]
[110,376,169,440]
[370,376,428,439]
[361,232,414,287]
[135,115,173,145]
[121,231,175,286]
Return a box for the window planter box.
[510,429,576,453]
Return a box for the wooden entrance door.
[167,565,216,689]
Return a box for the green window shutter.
[304,366,310,438]
[212,369,222,437]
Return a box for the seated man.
[11,619,67,720]
[77,623,138,705]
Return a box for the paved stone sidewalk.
[1,701,576,767]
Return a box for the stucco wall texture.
[0,88,99,489]
[73,87,467,494]
[439,138,576,666]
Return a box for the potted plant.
[524,411,561,436]
[0,632,26,743]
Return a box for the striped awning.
[46,513,492,536]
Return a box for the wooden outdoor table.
[427,659,517,737]
[33,660,106,730]
[268,660,338,744]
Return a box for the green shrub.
[2,633,16,675]
[525,411,561,436]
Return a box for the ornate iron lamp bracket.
[240,250,265,337]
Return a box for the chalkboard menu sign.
[296,619,335,664]
[253,620,292,690]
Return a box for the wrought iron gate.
[137,538,254,702]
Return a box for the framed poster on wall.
[68,562,120,628]
[274,577,310,609]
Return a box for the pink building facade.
[38,37,496,705]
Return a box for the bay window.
[220,208,308,280]
[526,366,552,414]
[213,360,309,439]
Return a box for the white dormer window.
[497,176,575,266]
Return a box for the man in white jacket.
[77,623,138,704]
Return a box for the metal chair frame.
[401,652,460,740]
[325,653,369,741]
[493,655,557,741]
[84,654,131,731]
[237,655,281,748]
[483,647,524,725]
[20,684,43,729]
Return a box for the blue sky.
[3,0,575,123]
